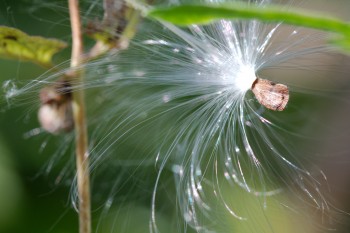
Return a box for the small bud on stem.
[38,80,74,134]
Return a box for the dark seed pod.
[38,80,74,134]
[251,78,289,111]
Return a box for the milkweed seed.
[251,78,289,111]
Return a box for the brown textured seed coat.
[251,78,289,111]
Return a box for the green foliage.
[148,3,350,53]
[0,26,67,67]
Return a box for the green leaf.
[0,26,67,66]
[148,3,350,53]
[332,36,350,52]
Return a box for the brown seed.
[251,78,289,111]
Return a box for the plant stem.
[68,0,91,233]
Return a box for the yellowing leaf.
[0,26,67,66]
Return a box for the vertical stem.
[68,1,91,233]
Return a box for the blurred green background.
[1,0,350,233]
